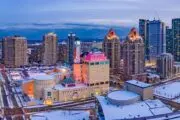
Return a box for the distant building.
[92,41,103,50]
[81,51,109,88]
[123,28,145,80]
[74,39,81,64]
[173,62,180,76]
[81,42,93,52]
[73,39,81,81]
[0,41,3,61]
[166,26,173,54]
[148,20,166,64]
[2,36,28,67]
[157,53,174,79]
[124,80,153,100]
[43,32,58,65]
[139,19,149,60]
[103,29,120,74]
[28,43,42,64]
[23,52,109,102]
[67,33,79,65]
[58,41,67,63]
[172,18,180,61]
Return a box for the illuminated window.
[47,92,51,97]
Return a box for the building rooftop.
[147,73,160,78]
[105,28,119,40]
[126,80,152,88]
[53,83,87,91]
[31,110,89,120]
[31,73,54,81]
[154,81,180,99]
[125,28,143,43]
[62,77,75,84]
[107,90,139,101]
[97,96,172,120]
[84,52,108,62]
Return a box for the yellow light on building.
[61,68,66,73]
[44,98,53,106]
[95,91,99,95]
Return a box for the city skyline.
[0,0,180,27]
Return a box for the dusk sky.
[1,0,180,27]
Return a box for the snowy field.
[97,96,172,120]
[31,110,90,120]
[154,81,180,99]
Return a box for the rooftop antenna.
[155,10,160,20]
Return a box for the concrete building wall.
[45,84,109,102]
[34,79,56,99]
[103,29,120,74]
[43,33,58,65]
[88,61,109,84]
[157,53,174,79]
[3,36,27,67]
[124,83,153,100]
[123,28,145,80]
[143,87,154,100]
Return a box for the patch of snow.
[96,96,172,120]
[31,110,90,120]
[154,82,180,99]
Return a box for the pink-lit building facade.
[43,52,109,102]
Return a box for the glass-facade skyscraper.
[172,18,180,61]
[166,26,173,55]
[139,19,149,60]
[67,33,80,65]
[148,20,166,64]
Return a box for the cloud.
[0,0,180,26]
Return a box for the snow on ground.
[96,96,172,120]
[150,107,172,115]
[173,97,180,103]
[148,112,180,120]
[14,94,22,107]
[10,71,23,81]
[154,81,180,99]
[145,99,166,108]
[31,110,90,120]
[15,87,22,93]
[7,95,13,108]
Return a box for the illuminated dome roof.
[125,28,143,43]
[105,28,119,40]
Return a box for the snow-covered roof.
[154,81,180,99]
[31,73,54,81]
[107,90,139,101]
[31,110,89,120]
[126,80,152,88]
[147,73,160,78]
[96,96,172,120]
[53,83,87,91]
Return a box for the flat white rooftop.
[31,110,89,120]
[29,73,54,81]
[107,90,139,101]
[126,80,152,88]
[53,83,87,91]
[97,96,172,120]
[154,81,180,99]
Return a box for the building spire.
[128,27,142,41]
[106,28,119,40]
